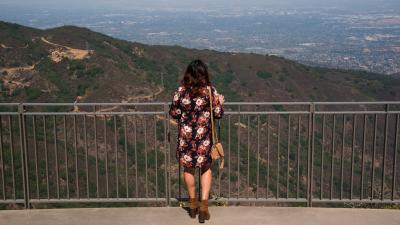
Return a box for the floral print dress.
[169,85,224,169]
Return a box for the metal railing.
[0,102,399,208]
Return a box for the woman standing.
[169,59,225,223]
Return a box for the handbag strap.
[208,85,224,170]
[208,86,218,143]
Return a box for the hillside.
[1,21,400,105]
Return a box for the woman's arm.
[169,87,183,119]
[211,86,224,119]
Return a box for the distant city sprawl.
[0,3,399,75]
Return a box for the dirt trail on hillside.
[1,37,93,95]
[41,37,93,62]
[0,61,41,95]
[73,85,165,115]
[1,44,13,49]
[0,64,35,74]
[71,85,181,125]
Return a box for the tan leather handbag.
[208,86,224,169]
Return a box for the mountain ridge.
[1,20,400,105]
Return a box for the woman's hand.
[218,95,225,104]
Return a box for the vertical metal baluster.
[114,115,119,198]
[361,114,367,200]
[43,116,49,199]
[178,129,181,201]
[33,116,39,199]
[310,105,315,206]
[266,115,270,199]
[163,107,168,202]
[20,105,29,208]
[9,116,16,199]
[154,115,158,199]
[0,115,4,200]
[256,115,260,199]
[104,115,108,198]
[53,115,60,199]
[330,115,335,200]
[320,115,325,200]
[277,114,280,199]
[124,115,128,198]
[350,114,356,200]
[93,106,99,198]
[297,115,301,199]
[134,118,138,198]
[237,105,240,199]
[74,115,79,199]
[144,118,148,198]
[306,104,313,206]
[84,115,89,198]
[340,114,345,200]
[63,115,69,199]
[167,113,171,203]
[287,114,291,199]
[228,115,231,199]
[381,104,389,200]
[247,115,250,199]
[392,114,399,201]
[371,114,377,200]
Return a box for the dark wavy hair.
[180,59,211,96]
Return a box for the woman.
[169,59,225,223]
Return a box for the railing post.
[307,103,315,207]
[18,103,30,209]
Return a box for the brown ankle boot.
[198,199,210,223]
[188,198,198,218]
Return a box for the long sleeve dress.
[169,85,224,169]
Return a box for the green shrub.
[69,60,85,71]
[212,69,240,101]
[77,84,89,96]
[256,70,273,79]
[213,70,234,84]
[134,57,158,71]
[117,61,130,71]
[209,61,221,73]
[86,67,104,78]
[25,87,41,101]
[36,57,54,72]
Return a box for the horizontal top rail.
[0,103,20,106]
[225,111,310,115]
[0,101,399,105]
[223,102,313,105]
[313,101,400,105]
[0,101,398,105]
[0,102,399,113]
[315,111,400,114]
[21,102,167,106]
[23,111,166,115]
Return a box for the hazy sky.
[1,0,399,10]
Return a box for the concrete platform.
[0,206,399,225]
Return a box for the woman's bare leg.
[200,167,212,200]
[183,167,196,198]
